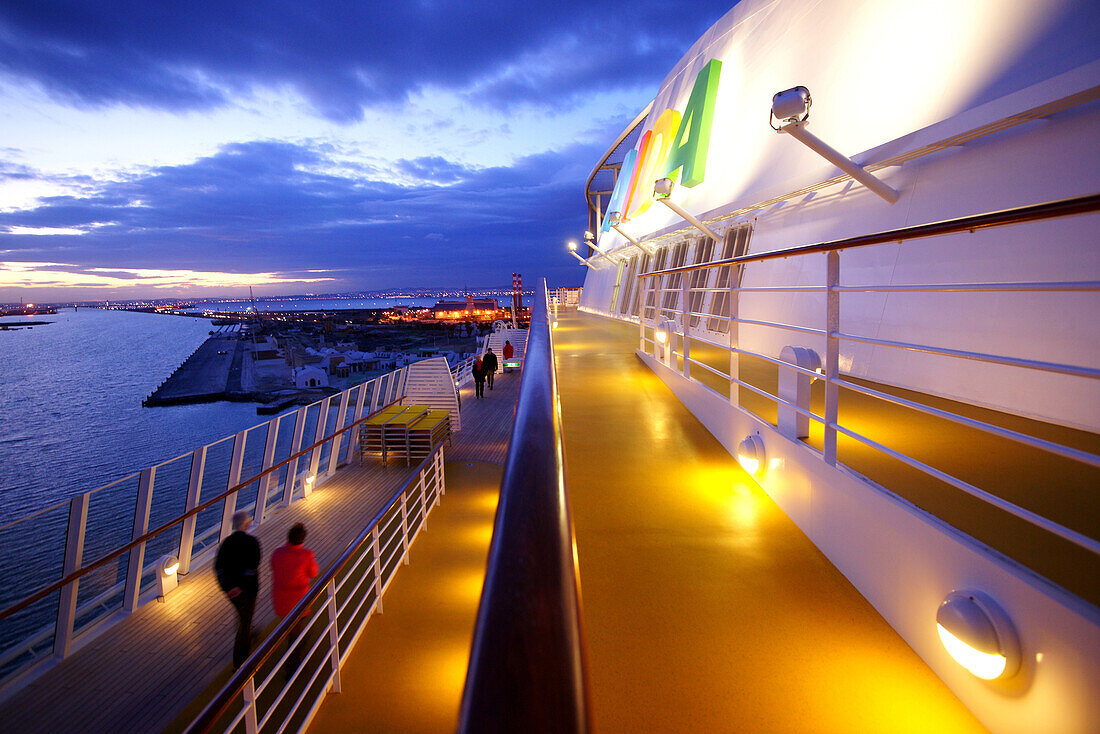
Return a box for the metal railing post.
[54,492,89,658]
[178,447,206,575]
[242,677,259,734]
[124,467,156,613]
[681,274,691,377]
[219,431,247,541]
[326,578,342,693]
[346,382,368,464]
[371,526,383,613]
[328,389,351,475]
[282,407,307,506]
[256,417,279,525]
[308,397,330,485]
[395,367,408,402]
[639,277,648,351]
[824,250,841,465]
[435,449,445,502]
[369,376,382,412]
[729,267,739,407]
[400,492,410,565]
[418,471,428,531]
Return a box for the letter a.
[662,59,722,188]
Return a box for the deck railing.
[457,279,591,732]
[633,194,1100,583]
[184,446,446,734]
[0,366,410,687]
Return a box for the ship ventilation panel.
[402,356,462,431]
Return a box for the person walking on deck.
[483,348,498,390]
[502,340,514,372]
[472,356,486,399]
[271,523,319,675]
[215,511,261,670]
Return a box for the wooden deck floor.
[0,369,520,734]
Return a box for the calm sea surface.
[0,308,267,525]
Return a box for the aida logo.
[601,58,722,232]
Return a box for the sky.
[0,1,733,302]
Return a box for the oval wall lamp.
[737,434,765,477]
[936,590,1020,680]
[157,554,180,599]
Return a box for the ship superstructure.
[576,1,1099,731]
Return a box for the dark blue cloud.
[0,1,733,121]
[0,137,600,289]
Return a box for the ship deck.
[308,309,985,733]
[9,308,1062,732]
[0,372,519,734]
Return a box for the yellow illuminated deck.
[552,309,986,732]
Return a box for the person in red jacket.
[270,523,319,674]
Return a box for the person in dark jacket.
[215,511,262,669]
[472,356,486,399]
[483,348,498,390]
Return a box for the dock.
[143,335,245,406]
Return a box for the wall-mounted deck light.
[737,434,766,477]
[304,474,316,496]
[157,554,180,599]
[653,178,722,241]
[936,590,1020,680]
[566,240,594,268]
[770,86,898,204]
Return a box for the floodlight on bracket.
[566,240,594,268]
[607,222,655,256]
[652,179,722,242]
[582,230,624,265]
[769,86,898,204]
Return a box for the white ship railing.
[184,446,445,734]
[0,365,411,688]
[634,194,1100,564]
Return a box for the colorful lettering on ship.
[602,58,722,232]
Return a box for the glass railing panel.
[0,500,69,677]
[72,473,141,636]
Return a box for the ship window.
[707,224,752,333]
[661,240,689,315]
[610,259,626,313]
[643,248,668,322]
[618,255,639,315]
[687,237,715,328]
[629,252,651,317]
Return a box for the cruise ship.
[0,1,1096,732]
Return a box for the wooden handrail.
[0,394,395,624]
[457,279,591,732]
[640,193,1100,278]
[183,448,442,734]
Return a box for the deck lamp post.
[769,86,899,204]
[157,554,180,599]
[652,178,722,241]
[936,590,1020,680]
